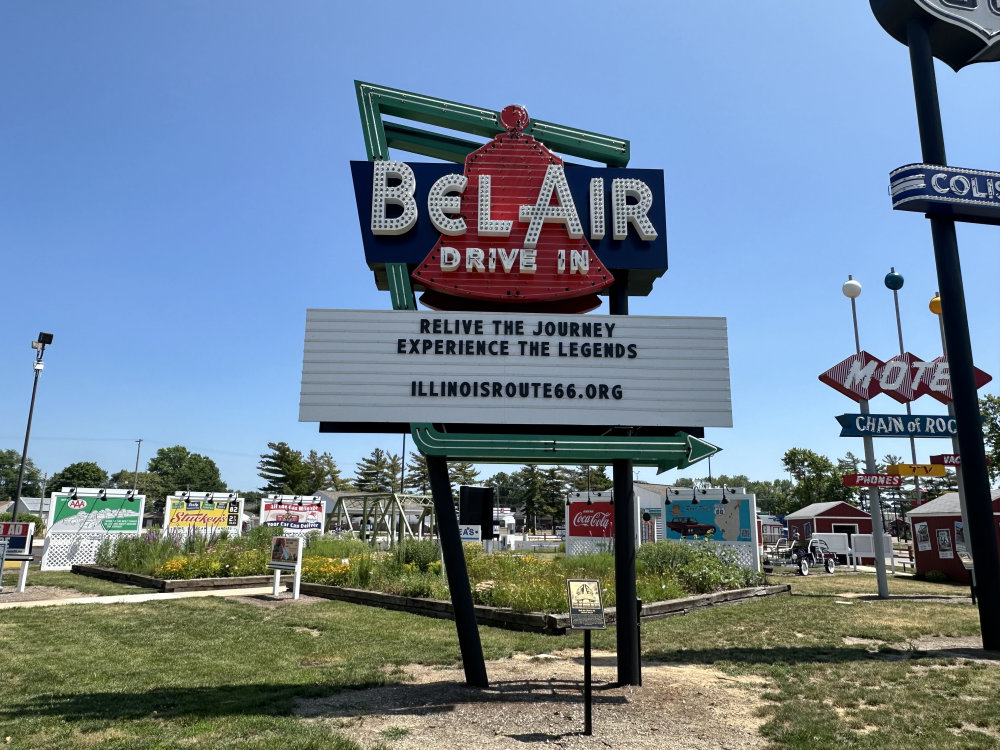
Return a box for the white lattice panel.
[40,531,139,571]
[712,541,759,572]
[567,537,616,556]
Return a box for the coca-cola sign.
[568,501,614,538]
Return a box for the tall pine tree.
[354,448,395,492]
[405,452,431,494]
[258,442,310,494]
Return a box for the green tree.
[448,460,480,495]
[257,442,310,495]
[109,470,169,508]
[0,448,41,502]
[982,394,1000,487]
[564,465,613,492]
[148,445,226,494]
[305,450,346,492]
[746,478,795,515]
[354,448,395,492]
[485,470,522,511]
[782,447,852,513]
[388,453,404,492]
[512,465,546,529]
[404,452,431,494]
[46,461,109,492]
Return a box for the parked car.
[666,517,717,537]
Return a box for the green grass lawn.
[0,570,996,749]
[9,569,145,596]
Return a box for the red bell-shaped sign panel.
[412,105,614,313]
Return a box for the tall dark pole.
[610,272,640,686]
[907,19,1000,649]
[426,454,488,687]
[12,335,51,524]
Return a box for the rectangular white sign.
[299,310,732,428]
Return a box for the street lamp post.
[842,279,890,599]
[12,332,53,524]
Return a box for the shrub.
[97,531,180,575]
[924,570,950,583]
[0,512,45,536]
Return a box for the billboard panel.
[300,310,732,428]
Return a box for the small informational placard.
[267,536,302,572]
[566,579,606,630]
[915,522,932,552]
[267,536,302,600]
[459,525,481,543]
[937,528,954,559]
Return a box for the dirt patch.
[297,650,768,749]
[0,585,88,604]
[231,592,329,608]
[842,634,1000,663]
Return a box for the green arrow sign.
[411,424,720,474]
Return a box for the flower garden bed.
[297,581,791,634]
[69,562,789,634]
[72,565,272,592]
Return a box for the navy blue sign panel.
[891,164,1000,226]
[837,413,965,437]
[351,161,668,297]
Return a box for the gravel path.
[297,651,769,750]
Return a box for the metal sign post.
[870,0,1000,647]
[567,579,607,736]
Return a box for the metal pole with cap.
[843,278,890,599]
[12,333,52,524]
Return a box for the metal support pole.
[132,439,143,493]
[584,629,593,736]
[12,354,44,524]
[887,271,921,508]
[609,272,640,686]
[907,20,1000,649]
[427,454,488,687]
[845,280,890,598]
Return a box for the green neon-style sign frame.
[355,81,631,311]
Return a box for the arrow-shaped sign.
[843,474,903,488]
[887,463,947,477]
[410,424,720,473]
[836,413,967,438]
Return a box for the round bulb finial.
[842,279,862,299]
[884,271,904,291]
[929,295,942,315]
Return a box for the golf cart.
[763,537,836,575]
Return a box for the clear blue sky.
[2,2,998,494]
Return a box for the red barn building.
[786,502,875,562]
[907,489,1000,584]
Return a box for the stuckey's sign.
[819,351,991,404]
[352,105,667,313]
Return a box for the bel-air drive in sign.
[302,99,732,438]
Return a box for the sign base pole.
[584,629,593,736]
[907,18,1000,649]
[428,454,489,688]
